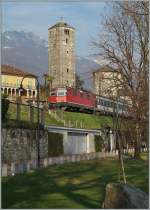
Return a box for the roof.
[1,64,36,77]
[92,65,119,74]
[48,21,74,30]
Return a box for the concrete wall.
[64,132,87,154]
[2,151,119,176]
[50,130,96,155]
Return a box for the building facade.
[1,65,37,100]
[93,65,123,98]
[48,21,76,88]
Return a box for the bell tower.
[48,20,76,88]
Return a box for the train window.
[110,102,113,107]
[57,91,66,96]
[104,101,107,107]
[50,92,56,96]
[119,104,122,110]
[100,100,104,106]
[99,99,103,105]
[103,101,106,106]
[107,101,110,107]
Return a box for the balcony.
[1,82,36,90]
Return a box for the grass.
[55,110,112,129]
[55,110,134,130]
[2,156,148,209]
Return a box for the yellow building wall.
[1,75,36,90]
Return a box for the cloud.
[2,1,106,57]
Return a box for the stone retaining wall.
[2,128,48,163]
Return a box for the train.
[48,86,129,116]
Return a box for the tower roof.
[48,21,74,30]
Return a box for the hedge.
[2,98,10,120]
[48,132,64,157]
[94,135,104,152]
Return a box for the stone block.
[43,158,48,167]
[103,182,149,209]
[71,155,76,162]
[2,164,8,177]
[59,156,64,164]
[48,157,52,165]
[10,163,15,174]
[26,162,31,171]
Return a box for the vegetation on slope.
[2,103,134,130]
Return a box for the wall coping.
[45,125,102,135]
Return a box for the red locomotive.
[48,87,96,113]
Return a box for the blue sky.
[2,1,107,57]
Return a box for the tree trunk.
[134,123,141,159]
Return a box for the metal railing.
[7,102,45,125]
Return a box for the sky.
[2,1,107,58]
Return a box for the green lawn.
[2,157,148,209]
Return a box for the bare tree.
[93,1,149,158]
[75,73,84,90]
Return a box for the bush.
[48,132,64,157]
[2,98,10,120]
[94,135,104,152]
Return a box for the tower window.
[67,68,69,73]
[64,29,69,35]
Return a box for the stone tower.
[48,21,76,88]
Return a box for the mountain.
[1,31,101,90]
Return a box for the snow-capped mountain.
[2,31,101,90]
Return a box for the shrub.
[48,132,64,157]
[2,98,10,120]
[94,135,104,152]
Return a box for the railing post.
[16,103,21,121]
[40,108,44,125]
[29,105,34,123]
